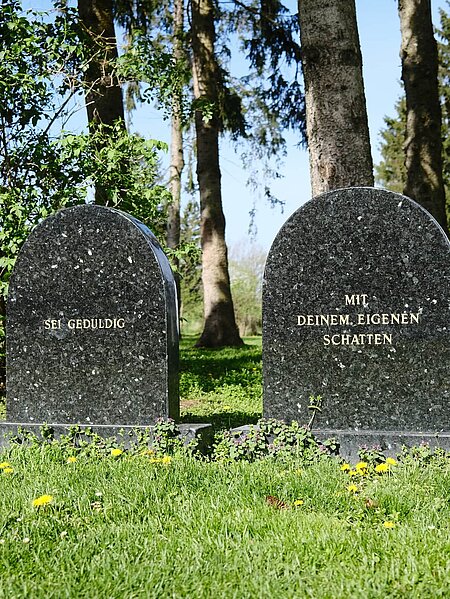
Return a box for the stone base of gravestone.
[0,422,213,453]
[263,187,450,452]
[230,424,450,461]
[313,429,450,461]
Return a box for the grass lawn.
[0,338,449,598]
[179,335,262,430]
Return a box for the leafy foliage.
[213,418,336,463]
[229,242,266,336]
[0,2,176,383]
[0,1,86,296]
[375,98,406,194]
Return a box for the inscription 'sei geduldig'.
[44,317,125,331]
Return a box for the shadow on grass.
[179,336,262,431]
[179,409,260,431]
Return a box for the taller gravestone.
[263,187,450,453]
[6,205,179,430]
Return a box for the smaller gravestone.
[3,205,182,441]
[263,187,450,456]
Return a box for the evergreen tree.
[375,98,406,194]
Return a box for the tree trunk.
[167,0,185,313]
[191,0,243,347]
[167,0,184,254]
[298,0,374,194]
[0,293,5,399]
[77,0,125,205]
[398,0,448,233]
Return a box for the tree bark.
[298,0,374,195]
[77,0,125,205]
[398,0,448,233]
[167,0,184,254]
[191,0,243,347]
[167,0,185,316]
[0,293,5,399]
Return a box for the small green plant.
[306,394,323,429]
[358,444,387,464]
[212,418,335,463]
[4,420,196,460]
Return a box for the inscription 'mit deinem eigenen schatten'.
[296,294,421,346]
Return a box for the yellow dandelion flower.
[32,494,54,507]
[111,448,123,457]
[348,470,359,477]
[347,484,358,493]
[141,449,155,456]
[375,463,389,473]
[293,499,304,506]
[340,463,351,472]
[3,467,14,474]
[67,456,77,463]
[149,457,162,464]
[161,455,172,464]
[386,457,397,466]
[0,462,11,469]
[356,461,368,471]
[383,521,395,529]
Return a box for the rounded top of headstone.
[10,204,176,296]
[268,187,449,263]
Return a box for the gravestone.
[263,187,450,455]
[3,204,180,439]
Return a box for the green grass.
[179,335,262,430]
[1,340,450,597]
[0,447,449,598]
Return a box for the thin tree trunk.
[77,0,125,205]
[167,0,185,314]
[0,293,5,398]
[167,0,184,254]
[298,0,374,194]
[191,0,243,347]
[398,0,448,233]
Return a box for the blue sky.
[127,0,450,251]
[22,0,449,251]
[219,0,449,251]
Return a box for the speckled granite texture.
[6,205,179,425]
[263,187,450,435]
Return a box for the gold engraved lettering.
[46,317,127,331]
[297,314,351,326]
[345,294,368,306]
[323,333,393,346]
[356,312,421,326]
